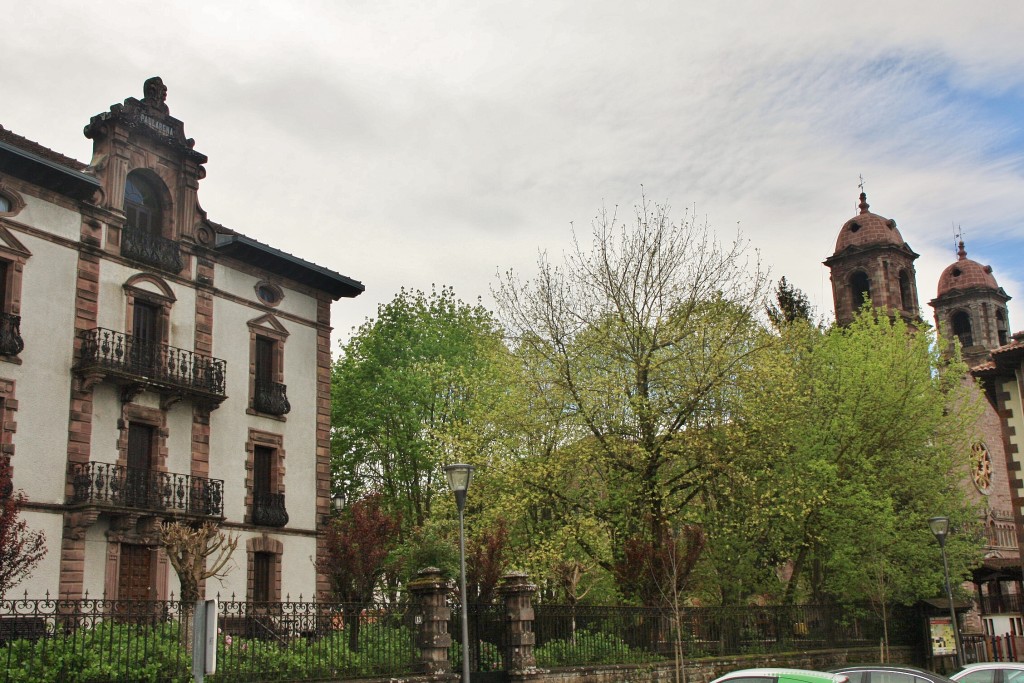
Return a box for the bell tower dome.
[824,192,921,326]
[929,240,1011,366]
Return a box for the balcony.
[121,226,184,274]
[76,328,226,408]
[68,461,224,518]
[252,492,289,527]
[978,593,1023,615]
[253,379,291,416]
[0,312,23,356]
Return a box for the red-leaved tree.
[316,493,401,651]
[612,521,704,606]
[0,459,46,597]
[466,520,509,605]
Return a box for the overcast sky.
[5,1,1024,350]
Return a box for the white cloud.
[3,0,1024,346]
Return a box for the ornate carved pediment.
[84,78,207,167]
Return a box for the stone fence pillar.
[497,571,544,681]
[408,567,453,675]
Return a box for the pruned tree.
[0,460,46,597]
[317,493,402,651]
[160,521,238,604]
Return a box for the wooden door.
[253,445,273,498]
[131,301,160,373]
[118,545,154,601]
[255,336,274,383]
[125,423,154,508]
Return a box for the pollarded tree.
[495,194,773,604]
[0,460,46,597]
[160,521,238,605]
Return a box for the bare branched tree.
[495,193,772,603]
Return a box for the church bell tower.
[824,192,921,326]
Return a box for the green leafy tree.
[332,286,509,531]
[495,195,773,604]
[766,276,815,329]
[775,307,983,611]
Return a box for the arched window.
[898,270,913,311]
[850,271,871,309]
[996,309,1009,346]
[952,311,973,348]
[121,172,182,272]
[124,172,163,237]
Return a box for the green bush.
[448,638,503,671]
[2,621,189,682]
[535,629,655,667]
[208,621,416,681]
[2,619,417,682]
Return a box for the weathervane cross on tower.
[858,174,866,193]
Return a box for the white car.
[951,663,1024,683]
[711,668,850,683]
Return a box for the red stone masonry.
[315,295,333,597]
[60,243,102,599]
[192,255,215,479]
[0,379,18,479]
[994,383,1024,564]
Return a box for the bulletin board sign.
[929,616,958,656]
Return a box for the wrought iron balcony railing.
[0,312,24,356]
[978,593,1023,615]
[121,226,184,273]
[77,328,227,401]
[253,379,291,416]
[252,492,289,527]
[68,461,224,517]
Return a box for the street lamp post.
[445,464,474,683]
[929,516,965,667]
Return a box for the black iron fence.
[0,595,926,682]
[447,601,921,673]
[68,462,225,518]
[0,596,415,683]
[77,328,227,398]
[531,602,921,664]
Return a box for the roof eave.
[0,140,100,202]
[213,234,364,300]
